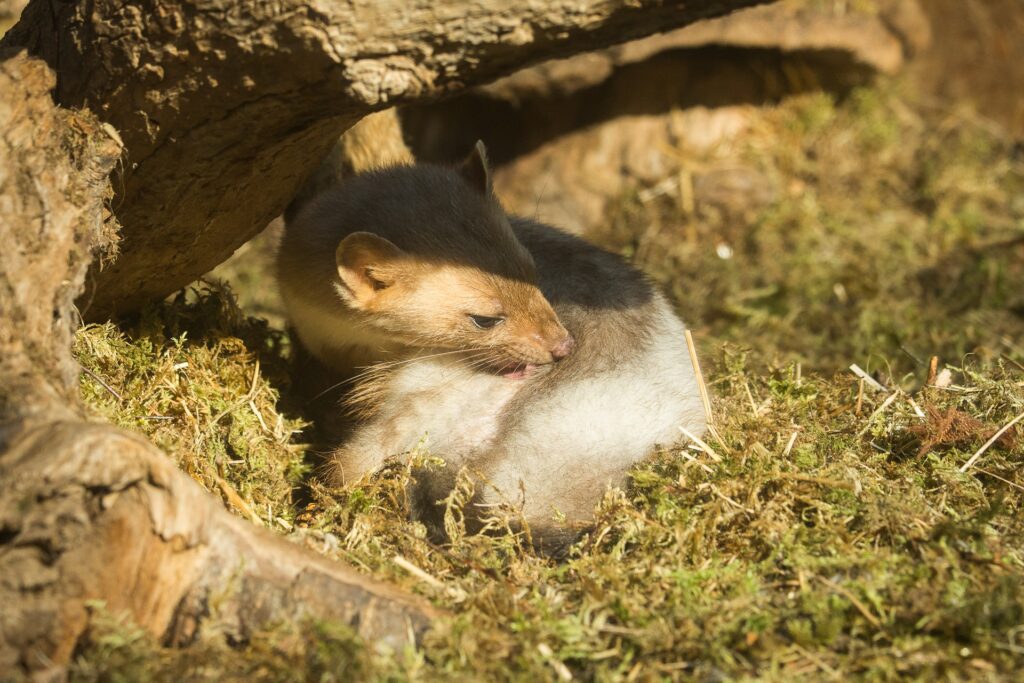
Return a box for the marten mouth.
[494,362,537,380]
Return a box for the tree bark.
[1,0,768,318]
[0,51,436,677]
[1,421,439,671]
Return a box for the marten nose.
[550,335,575,360]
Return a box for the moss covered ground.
[70,83,1024,680]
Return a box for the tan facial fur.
[279,140,576,378]
[336,234,573,368]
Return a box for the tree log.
[1,421,439,672]
[1,0,768,318]
[0,51,436,677]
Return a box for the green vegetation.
[75,284,309,529]
[71,84,1023,680]
[605,85,1024,379]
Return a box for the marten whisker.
[350,348,493,383]
[363,347,491,372]
[306,377,355,404]
[424,353,512,397]
[460,356,499,373]
[348,350,497,402]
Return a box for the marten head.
[332,141,574,376]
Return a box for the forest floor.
[70,81,1024,680]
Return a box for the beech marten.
[278,142,705,552]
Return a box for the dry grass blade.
[906,396,926,419]
[678,425,721,462]
[538,643,574,681]
[792,644,841,681]
[1002,354,1024,374]
[816,576,884,630]
[392,555,444,589]
[974,467,1024,492]
[678,448,714,474]
[209,359,262,427]
[782,430,799,457]
[393,555,466,600]
[959,409,1024,473]
[773,472,857,492]
[215,475,263,526]
[849,364,887,393]
[712,485,753,513]
[685,329,713,425]
[857,391,901,437]
[81,366,123,401]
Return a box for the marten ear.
[457,140,492,195]
[335,232,405,309]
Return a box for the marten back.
[279,164,536,291]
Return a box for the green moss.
[73,282,310,527]
[70,82,1024,679]
[602,85,1024,381]
[71,602,386,682]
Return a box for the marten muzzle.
[550,334,575,360]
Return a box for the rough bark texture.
[476,0,928,104]
[0,51,436,677]
[1,422,438,672]
[1,0,768,319]
[0,51,114,442]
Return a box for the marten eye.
[469,314,504,330]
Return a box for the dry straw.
[685,329,713,425]
[959,409,1024,473]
